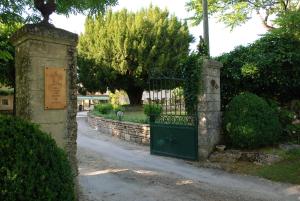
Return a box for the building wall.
[0,95,14,111]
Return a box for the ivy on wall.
[182,53,203,115]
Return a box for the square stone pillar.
[11,24,78,175]
[198,59,223,159]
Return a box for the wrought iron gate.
[148,77,198,160]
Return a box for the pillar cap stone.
[203,59,223,69]
[11,23,78,47]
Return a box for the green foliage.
[92,109,147,124]
[279,109,296,126]
[0,0,118,24]
[290,100,300,118]
[0,23,20,87]
[185,0,299,29]
[266,99,299,143]
[223,93,281,149]
[285,124,300,144]
[182,53,203,114]
[113,105,124,113]
[0,115,74,201]
[273,11,300,40]
[143,104,163,117]
[0,88,14,96]
[78,6,193,105]
[94,103,113,114]
[218,32,300,108]
[255,148,300,184]
[109,90,128,107]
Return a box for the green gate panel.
[150,124,198,160]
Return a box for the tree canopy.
[218,32,300,108]
[0,22,20,87]
[0,0,118,86]
[186,0,300,29]
[78,6,193,105]
[0,0,118,24]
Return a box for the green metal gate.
[148,77,198,160]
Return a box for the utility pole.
[202,0,210,56]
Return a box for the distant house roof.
[77,95,109,101]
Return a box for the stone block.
[125,134,131,141]
[198,101,221,112]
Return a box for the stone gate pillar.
[11,24,78,177]
[198,59,223,159]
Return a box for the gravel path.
[77,115,300,201]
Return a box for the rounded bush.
[0,115,75,201]
[223,92,281,149]
[95,103,113,114]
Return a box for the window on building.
[2,99,9,105]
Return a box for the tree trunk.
[126,87,144,105]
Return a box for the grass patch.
[254,148,300,184]
[228,148,300,184]
[92,106,148,124]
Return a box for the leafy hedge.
[218,33,300,108]
[223,93,281,149]
[94,103,113,114]
[182,53,203,115]
[0,115,75,201]
[143,104,162,117]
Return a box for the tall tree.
[186,0,300,30]
[78,6,193,105]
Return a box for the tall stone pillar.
[11,24,78,177]
[198,59,222,159]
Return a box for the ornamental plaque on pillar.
[45,67,67,110]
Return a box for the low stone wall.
[87,112,150,145]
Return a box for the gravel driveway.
[77,115,300,201]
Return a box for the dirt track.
[77,114,300,201]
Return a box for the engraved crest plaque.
[45,67,67,109]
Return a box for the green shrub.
[290,100,300,118]
[223,92,281,149]
[279,108,296,126]
[218,33,300,108]
[143,104,163,117]
[113,105,125,113]
[286,124,300,144]
[0,115,74,201]
[94,103,113,114]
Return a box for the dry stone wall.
[88,113,150,145]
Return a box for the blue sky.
[51,0,267,57]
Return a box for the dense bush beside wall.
[267,99,299,144]
[143,104,162,117]
[0,115,74,201]
[182,53,203,115]
[94,103,113,114]
[218,33,300,108]
[223,93,281,149]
